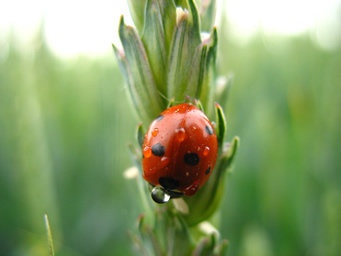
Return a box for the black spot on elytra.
[152,143,165,157]
[205,125,214,135]
[184,153,200,166]
[205,167,211,175]
[156,115,164,122]
[159,177,180,190]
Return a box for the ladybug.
[142,103,218,203]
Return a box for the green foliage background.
[0,27,340,255]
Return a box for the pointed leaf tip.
[44,214,55,256]
[168,0,202,102]
[196,100,205,112]
[215,103,227,148]
[217,239,230,255]
[119,15,125,27]
[200,0,217,32]
[137,213,146,232]
[141,0,168,96]
[137,123,145,148]
[127,0,146,32]
[227,136,239,165]
[188,0,201,37]
[220,136,239,172]
[117,12,164,124]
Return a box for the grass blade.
[44,214,55,256]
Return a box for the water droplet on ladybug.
[151,186,170,204]
[176,128,186,142]
[203,146,210,156]
[151,128,159,137]
[159,156,170,169]
[161,156,169,165]
[184,179,199,196]
[143,146,152,158]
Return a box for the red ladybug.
[142,103,218,203]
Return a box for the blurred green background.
[1,17,341,256]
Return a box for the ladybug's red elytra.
[142,103,218,203]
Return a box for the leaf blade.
[116,16,165,124]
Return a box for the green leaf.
[215,102,226,148]
[199,0,216,32]
[214,239,229,256]
[115,16,164,124]
[188,0,201,37]
[168,212,196,255]
[192,234,217,256]
[142,0,169,97]
[199,27,218,117]
[143,226,163,255]
[137,214,146,233]
[167,0,201,101]
[127,0,147,32]
[128,230,149,256]
[158,0,177,55]
[127,144,154,224]
[185,43,208,100]
[174,0,188,8]
[137,123,145,148]
[136,207,195,255]
[219,136,240,171]
[194,99,205,112]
